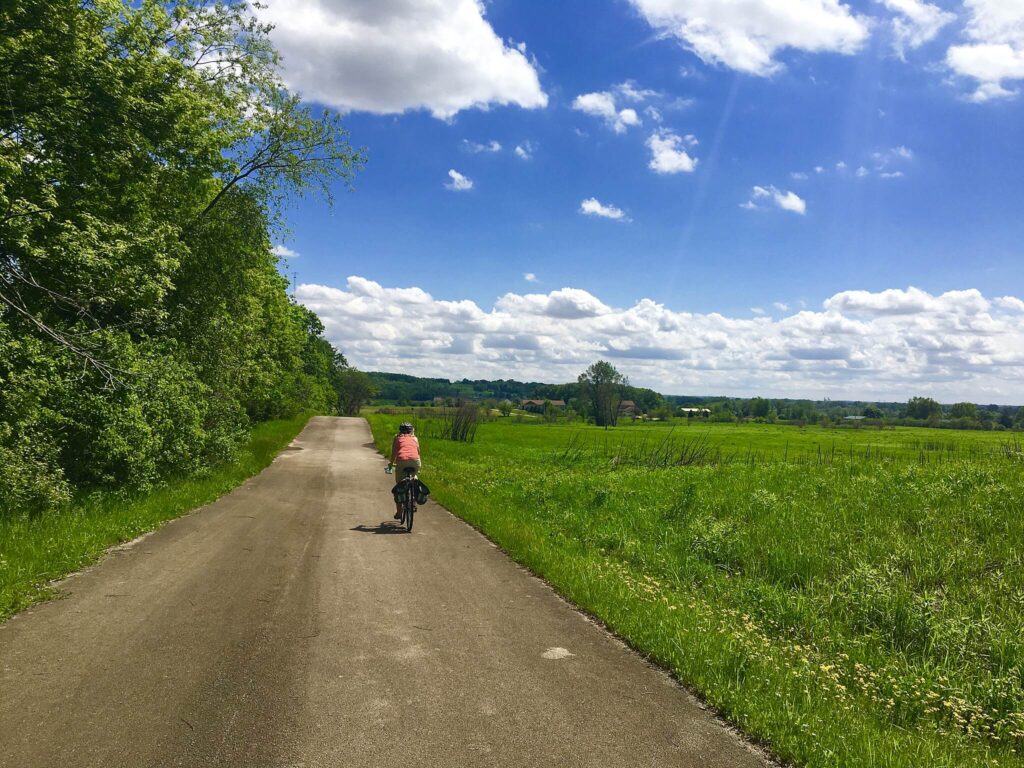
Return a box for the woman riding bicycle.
[389,422,421,519]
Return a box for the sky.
[259,0,1024,402]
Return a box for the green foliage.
[0,0,362,515]
[950,402,979,420]
[906,396,943,420]
[336,367,377,415]
[577,360,628,427]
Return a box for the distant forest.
[369,372,1024,430]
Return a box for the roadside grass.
[369,414,1024,768]
[0,414,310,622]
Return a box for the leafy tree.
[0,0,363,514]
[862,405,884,419]
[336,368,376,416]
[949,402,978,420]
[577,361,628,427]
[750,397,771,419]
[542,400,558,423]
[498,401,513,417]
[905,397,942,420]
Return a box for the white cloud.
[580,197,628,221]
[646,130,699,174]
[878,0,956,56]
[445,169,473,191]
[627,0,870,76]
[524,272,539,283]
[815,165,826,173]
[298,279,1024,400]
[836,161,848,170]
[997,296,1024,312]
[947,0,1024,102]
[615,80,660,101]
[790,171,809,180]
[644,105,664,122]
[271,244,299,259]
[463,139,502,153]
[825,287,990,315]
[751,307,767,315]
[572,91,642,133]
[260,0,547,119]
[856,165,870,177]
[744,185,807,214]
[880,170,905,178]
[773,301,790,311]
[514,142,534,160]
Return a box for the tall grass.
[369,413,1024,768]
[0,414,309,621]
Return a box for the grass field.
[0,414,310,622]
[369,415,1024,768]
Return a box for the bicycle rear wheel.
[405,494,415,532]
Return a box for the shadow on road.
[350,522,409,535]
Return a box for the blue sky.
[262,0,1024,402]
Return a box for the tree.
[498,401,513,417]
[577,361,628,427]
[542,400,558,423]
[862,405,884,419]
[335,368,376,416]
[949,402,978,420]
[905,397,942,420]
[750,397,771,419]
[0,0,362,513]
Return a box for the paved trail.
[0,417,768,768]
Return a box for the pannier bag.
[391,482,409,504]
[414,480,430,505]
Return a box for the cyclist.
[389,422,421,519]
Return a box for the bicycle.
[398,466,418,532]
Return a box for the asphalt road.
[0,416,769,768]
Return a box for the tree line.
[0,0,372,515]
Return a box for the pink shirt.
[392,434,420,462]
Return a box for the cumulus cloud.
[445,169,473,191]
[646,130,699,174]
[878,0,956,56]
[572,91,642,133]
[271,244,299,259]
[627,0,870,76]
[947,1,1024,102]
[260,0,547,119]
[524,272,538,283]
[463,139,502,153]
[825,287,990,315]
[297,279,1024,400]
[997,296,1024,312]
[514,142,534,160]
[744,185,807,214]
[580,197,629,221]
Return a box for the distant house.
[521,399,566,413]
[843,415,866,421]
[680,407,711,418]
[618,400,639,416]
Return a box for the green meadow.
[369,414,1024,768]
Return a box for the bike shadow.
[350,522,409,535]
